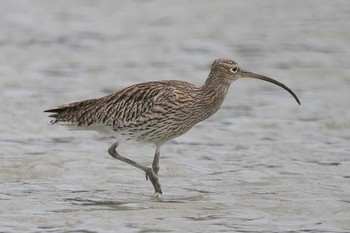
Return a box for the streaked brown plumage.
[45,58,300,194]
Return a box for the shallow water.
[1,0,350,232]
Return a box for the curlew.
[45,58,300,194]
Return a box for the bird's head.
[208,58,301,105]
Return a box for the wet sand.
[0,1,349,232]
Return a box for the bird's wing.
[44,81,176,129]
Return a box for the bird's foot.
[145,168,162,194]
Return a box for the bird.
[45,58,300,195]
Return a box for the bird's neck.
[194,75,231,121]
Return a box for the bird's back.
[45,80,201,143]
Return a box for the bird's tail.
[44,98,98,126]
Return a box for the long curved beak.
[241,70,301,105]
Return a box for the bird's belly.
[65,124,116,135]
[63,114,197,144]
[120,120,196,144]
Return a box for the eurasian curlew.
[45,58,300,194]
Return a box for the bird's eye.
[230,67,238,73]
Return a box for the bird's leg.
[152,146,161,175]
[108,142,162,194]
